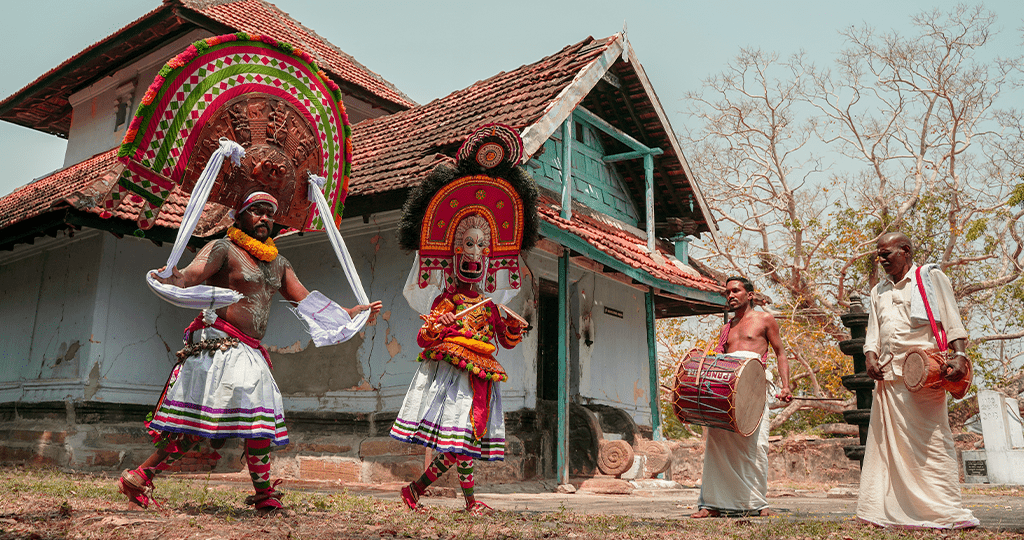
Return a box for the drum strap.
[915,266,946,352]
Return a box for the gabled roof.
[346,34,716,243]
[0,0,414,138]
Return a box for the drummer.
[691,276,791,518]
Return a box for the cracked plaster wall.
[0,213,656,426]
[522,249,654,427]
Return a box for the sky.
[1,0,1022,198]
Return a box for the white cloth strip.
[147,138,246,309]
[909,263,942,325]
[290,290,364,346]
[155,138,245,278]
[146,273,243,310]
[305,174,370,337]
[307,174,369,305]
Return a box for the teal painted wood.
[538,220,727,307]
[561,117,573,220]
[557,250,570,484]
[525,119,640,226]
[645,288,661,439]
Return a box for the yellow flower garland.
[226,226,278,262]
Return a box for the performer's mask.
[453,216,491,284]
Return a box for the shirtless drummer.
[692,276,792,518]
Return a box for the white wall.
[0,214,655,428]
[65,30,211,167]
[0,231,190,404]
[520,249,655,426]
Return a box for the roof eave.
[0,4,178,136]
[619,39,721,250]
[519,34,625,157]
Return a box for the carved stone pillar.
[839,294,874,467]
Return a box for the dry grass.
[0,467,1019,539]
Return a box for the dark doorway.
[536,279,560,401]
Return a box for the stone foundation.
[0,402,542,485]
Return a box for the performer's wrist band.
[950,351,968,359]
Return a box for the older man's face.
[876,237,911,279]
[238,202,275,241]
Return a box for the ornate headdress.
[99,32,352,232]
[398,124,539,293]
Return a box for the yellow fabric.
[445,336,496,355]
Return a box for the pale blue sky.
[1,0,1021,197]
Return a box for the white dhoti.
[857,379,978,529]
[697,350,770,513]
[148,327,289,445]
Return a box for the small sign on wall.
[603,306,623,319]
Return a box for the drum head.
[903,350,927,390]
[734,359,767,436]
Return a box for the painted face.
[455,227,489,283]
[237,201,276,241]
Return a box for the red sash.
[183,314,272,369]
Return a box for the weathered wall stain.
[270,337,365,395]
[84,362,101,400]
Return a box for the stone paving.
[361,482,1024,533]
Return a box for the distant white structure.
[962,389,1024,485]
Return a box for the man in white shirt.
[857,232,978,529]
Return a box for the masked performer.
[390,124,538,515]
[101,34,380,514]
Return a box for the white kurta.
[858,264,978,529]
[697,350,769,514]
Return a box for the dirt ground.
[2,467,1022,540]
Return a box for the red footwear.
[118,469,153,509]
[465,500,495,516]
[400,483,421,511]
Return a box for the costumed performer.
[692,276,792,518]
[389,123,539,515]
[857,232,977,529]
[102,34,381,514]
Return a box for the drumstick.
[454,298,493,319]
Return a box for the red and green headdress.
[99,33,352,232]
[398,124,539,293]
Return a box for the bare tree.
[810,5,1024,350]
[666,5,1024,432]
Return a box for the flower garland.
[227,227,278,262]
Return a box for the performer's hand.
[151,266,185,288]
[776,386,793,403]
[944,353,969,382]
[865,353,884,381]
[366,300,382,323]
[437,312,456,326]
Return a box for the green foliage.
[771,409,844,437]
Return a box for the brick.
[364,458,424,484]
[84,450,122,468]
[288,443,353,454]
[298,457,361,482]
[359,438,426,459]
[3,430,68,444]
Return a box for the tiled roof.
[349,36,620,198]
[0,151,117,231]
[190,0,414,109]
[0,0,413,137]
[347,34,714,239]
[0,149,229,235]
[537,196,723,294]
